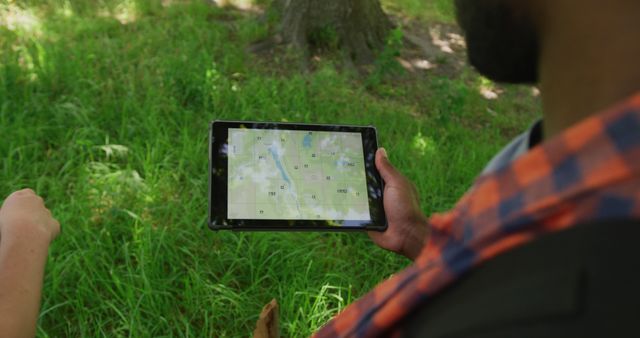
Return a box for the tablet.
[209,121,387,231]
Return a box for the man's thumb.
[375,148,400,184]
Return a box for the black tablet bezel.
[209,120,387,231]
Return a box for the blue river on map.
[268,145,301,215]
[303,134,312,148]
[269,146,291,185]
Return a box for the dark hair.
[455,0,540,84]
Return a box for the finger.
[7,189,27,199]
[7,189,37,203]
[375,148,404,186]
[21,193,44,206]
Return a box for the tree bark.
[270,0,392,64]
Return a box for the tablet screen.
[209,121,386,231]
[227,129,370,220]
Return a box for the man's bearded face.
[455,0,540,84]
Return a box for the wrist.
[402,217,430,261]
[0,220,53,248]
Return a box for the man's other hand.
[0,189,60,244]
[0,189,60,338]
[368,148,429,261]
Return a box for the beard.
[455,0,540,84]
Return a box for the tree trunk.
[272,0,392,64]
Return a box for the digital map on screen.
[227,128,370,221]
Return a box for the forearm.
[0,226,50,338]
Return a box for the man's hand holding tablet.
[368,147,430,260]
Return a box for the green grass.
[382,0,456,22]
[0,0,540,336]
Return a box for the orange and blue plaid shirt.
[315,93,640,337]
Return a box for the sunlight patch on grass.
[7,40,48,83]
[412,132,437,157]
[86,162,150,201]
[477,76,502,100]
[429,25,466,54]
[96,144,130,160]
[85,146,154,226]
[0,3,41,35]
[212,0,260,11]
[97,0,138,24]
[382,0,455,22]
[54,0,75,18]
[114,1,137,24]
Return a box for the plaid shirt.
[315,93,640,337]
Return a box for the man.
[0,189,60,337]
[314,0,640,336]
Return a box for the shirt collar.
[431,92,640,240]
